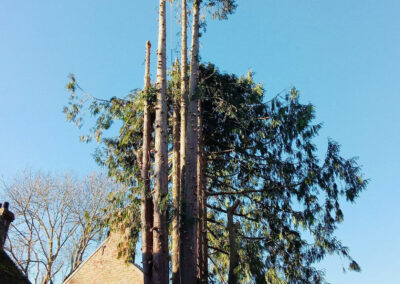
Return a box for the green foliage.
[64,75,157,262]
[103,185,141,263]
[204,0,237,20]
[199,63,366,283]
[64,63,366,283]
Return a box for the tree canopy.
[64,62,366,283]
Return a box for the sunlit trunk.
[173,1,188,283]
[141,40,154,284]
[181,0,201,283]
[172,59,181,284]
[152,0,169,282]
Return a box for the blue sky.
[1,1,399,283]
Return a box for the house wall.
[64,233,143,284]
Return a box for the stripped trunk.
[153,0,169,282]
[141,41,154,284]
[197,103,208,283]
[196,102,206,282]
[172,0,188,284]
[196,103,202,281]
[181,0,201,283]
[175,0,188,283]
[228,200,241,284]
[172,60,181,284]
[201,182,208,283]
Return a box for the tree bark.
[228,200,241,284]
[153,1,169,283]
[181,0,201,283]
[179,0,188,176]
[197,103,208,283]
[172,61,181,284]
[197,102,208,283]
[174,1,188,283]
[141,40,154,284]
[201,187,208,283]
[196,103,202,281]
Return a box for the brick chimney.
[0,202,15,250]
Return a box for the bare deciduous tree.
[2,170,115,284]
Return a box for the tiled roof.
[0,250,31,284]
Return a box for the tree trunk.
[172,60,181,284]
[181,0,201,283]
[196,103,202,281]
[152,0,169,283]
[174,1,188,283]
[43,260,53,284]
[201,185,208,283]
[228,200,241,284]
[141,40,154,284]
[197,103,208,283]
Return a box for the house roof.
[0,250,31,284]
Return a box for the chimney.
[0,202,15,250]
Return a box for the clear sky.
[1,1,399,283]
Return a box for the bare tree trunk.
[197,102,202,281]
[173,1,188,283]
[153,0,169,283]
[228,200,241,284]
[181,0,201,283]
[201,184,208,283]
[172,59,181,284]
[141,40,154,284]
[197,103,208,283]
